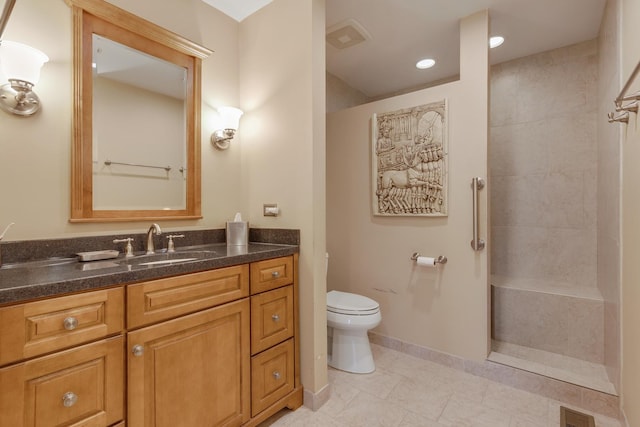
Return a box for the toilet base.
[328,327,375,374]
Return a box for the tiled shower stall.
[489,27,620,396]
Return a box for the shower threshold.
[488,340,617,395]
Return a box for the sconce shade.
[218,106,243,130]
[0,41,49,85]
[212,106,244,150]
[0,41,49,116]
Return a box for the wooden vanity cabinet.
[0,289,125,427]
[0,254,300,427]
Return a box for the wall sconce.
[0,40,49,116]
[211,106,243,150]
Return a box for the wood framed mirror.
[67,0,211,222]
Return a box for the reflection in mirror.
[67,0,211,222]
[92,35,187,210]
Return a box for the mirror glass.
[92,35,187,210]
[69,0,211,222]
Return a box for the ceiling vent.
[326,18,371,50]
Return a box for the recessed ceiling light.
[416,58,436,69]
[489,36,505,49]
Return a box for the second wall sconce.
[211,106,243,150]
[0,40,49,116]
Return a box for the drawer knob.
[63,317,78,331]
[271,271,280,278]
[62,392,78,407]
[272,314,280,322]
[132,344,144,357]
[272,371,281,380]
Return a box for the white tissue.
[416,256,436,267]
[233,212,242,222]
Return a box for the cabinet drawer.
[251,338,294,417]
[127,264,249,329]
[0,288,124,366]
[0,335,125,427]
[251,286,294,355]
[250,256,293,294]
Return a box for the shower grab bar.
[470,177,485,251]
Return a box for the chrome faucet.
[145,223,162,254]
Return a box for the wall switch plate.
[263,204,279,216]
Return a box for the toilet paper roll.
[416,256,436,267]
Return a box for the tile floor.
[261,344,622,427]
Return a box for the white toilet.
[326,290,381,374]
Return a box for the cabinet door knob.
[272,314,280,322]
[132,344,144,357]
[63,317,78,331]
[62,392,78,407]
[272,371,281,380]
[271,271,280,278]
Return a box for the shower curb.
[368,331,621,420]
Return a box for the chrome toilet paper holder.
[410,252,447,264]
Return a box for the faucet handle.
[113,238,135,257]
[166,234,185,253]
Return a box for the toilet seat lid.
[327,290,379,315]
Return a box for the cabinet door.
[128,299,250,427]
[0,336,124,427]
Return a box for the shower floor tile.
[489,340,616,395]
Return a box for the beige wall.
[238,0,327,396]
[326,72,370,113]
[621,0,640,423]
[1,0,327,400]
[326,11,489,362]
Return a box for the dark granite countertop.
[0,228,299,306]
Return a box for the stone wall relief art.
[372,100,448,216]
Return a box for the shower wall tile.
[584,170,598,229]
[491,226,596,287]
[491,113,596,179]
[546,114,597,174]
[490,123,549,177]
[489,64,519,128]
[492,286,605,364]
[596,0,621,392]
[567,298,605,363]
[516,55,597,123]
[490,39,599,290]
[604,300,620,388]
[491,172,589,229]
[492,287,568,355]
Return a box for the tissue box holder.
[226,221,248,246]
